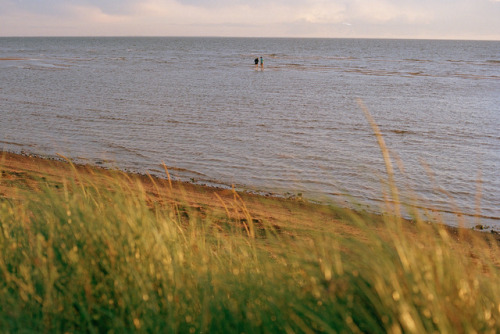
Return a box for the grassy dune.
[0,150,498,333]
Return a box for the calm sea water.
[1,37,499,228]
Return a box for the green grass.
[0,163,499,333]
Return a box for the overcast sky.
[1,0,499,40]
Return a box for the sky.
[1,0,500,40]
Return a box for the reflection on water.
[1,37,499,228]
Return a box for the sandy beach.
[0,151,366,237]
[2,150,498,243]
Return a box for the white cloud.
[349,0,433,23]
[298,1,347,24]
[0,0,499,39]
[66,5,131,24]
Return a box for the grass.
[0,101,499,333]
[0,159,498,333]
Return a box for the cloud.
[3,0,139,15]
[0,0,499,39]
[348,0,433,23]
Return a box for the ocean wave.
[404,58,433,63]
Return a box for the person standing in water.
[260,56,264,70]
[254,57,259,70]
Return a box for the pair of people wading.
[254,57,264,70]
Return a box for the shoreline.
[1,150,498,239]
[0,150,363,237]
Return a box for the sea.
[1,37,499,229]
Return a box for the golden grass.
[0,105,498,332]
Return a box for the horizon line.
[1,35,499,42]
